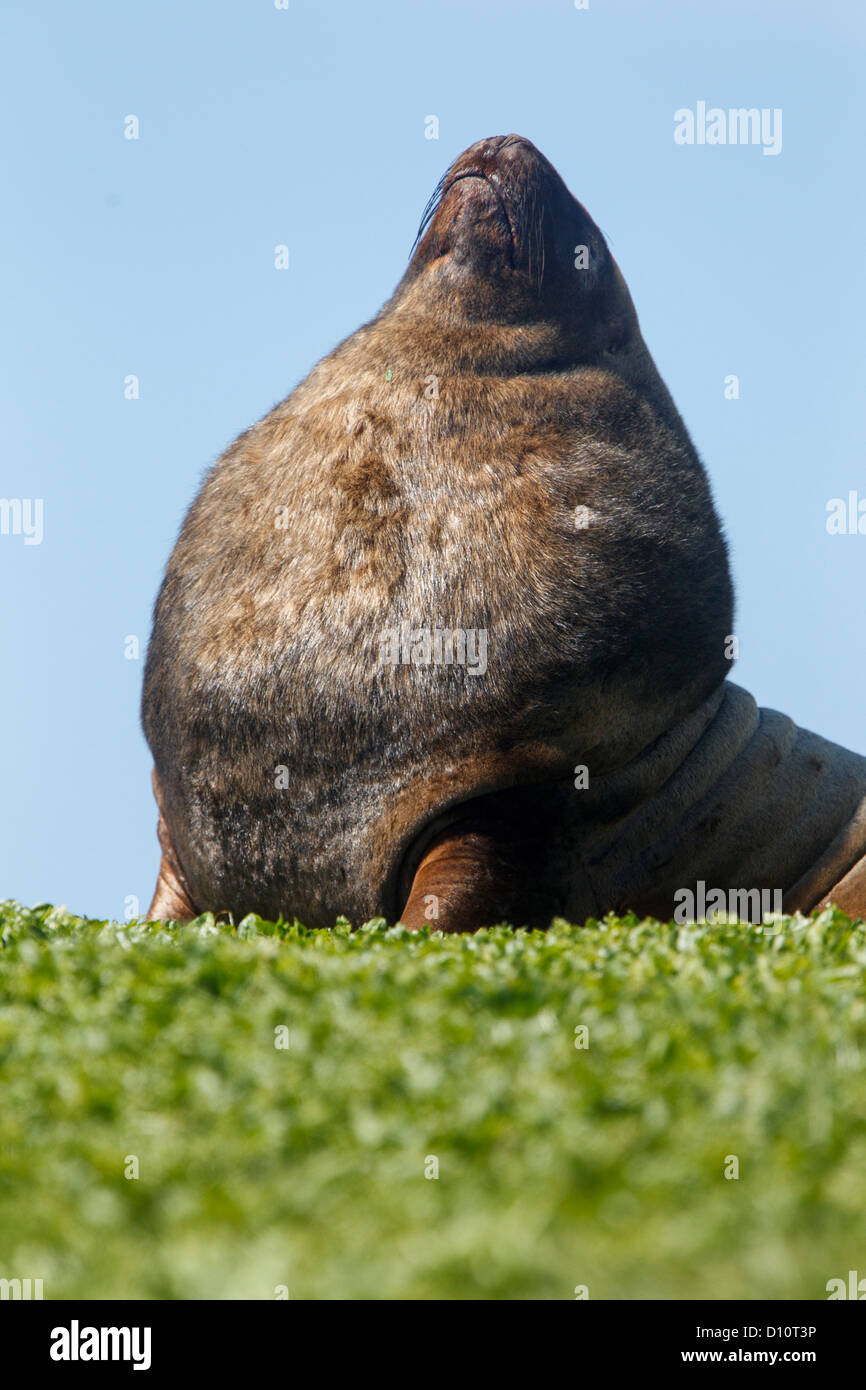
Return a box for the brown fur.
[142,135,866,928]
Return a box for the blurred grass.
[0,900,865,1299]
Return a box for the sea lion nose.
[477,136,552,197]
[494,135,542,167]
[499,134,536,153]
[453,134,539,173]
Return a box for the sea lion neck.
[369,305,581,377]
[576,682,866,920]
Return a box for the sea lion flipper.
[146,769,198,923]
[816,852,866,921]
[397,798,562,933]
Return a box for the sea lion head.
[389,135,679,424]
[408,135,609,299]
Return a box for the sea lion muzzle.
[407,135,612,321]
[142,136,866,929]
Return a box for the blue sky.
[2,0,864,918]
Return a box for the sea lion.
[142,134,866,930]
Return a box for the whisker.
[409,173,449,258]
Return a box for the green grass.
[1,900,865,1300]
